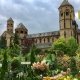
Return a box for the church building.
[1,0,80,51]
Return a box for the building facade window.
[47,37,50,43]
[10,24,13,26]
[39,38,41,43]
[61,13,63,16]
[21,31,23,33]
[44,38,45,43]
[66,12,69,16]
[65,9,69,16]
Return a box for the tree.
[75,45,80,58]
[70,57,78,76]
[0,36,6,49]
[11,59,21,71]
[10,44,20,57]
[0,50,8,79]
[13,33,19,45]
[66,37,78,57]
[30,45,36,65]
[1,50,8,71]
[52,37,78,56]
[9,33,20,57]
[52,37,67,55]
[35,48,41,55]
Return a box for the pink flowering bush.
[32,62,48,75]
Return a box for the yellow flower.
[64,78,67,80]
[43,76,51,80]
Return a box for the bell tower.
[59,0,75,38]
[7,17,14,33]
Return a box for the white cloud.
[0,0,80,35]
[70,0,80,3]
[75,12,78,20]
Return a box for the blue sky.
[0,0,80,35]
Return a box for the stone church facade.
[1,0,80,50]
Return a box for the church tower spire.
[7,17,14,33]
[58,0,75,38]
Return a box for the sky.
[0,0,80,35]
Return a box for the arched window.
[47,37,50,43]
[60,11,63,17]
[65,9,69,16]
[44,38,45,43]
[66,12,69,16]
[39,38,41,43]
[61,13,63,16]
[11,24,13,26]
[21,31,23,33]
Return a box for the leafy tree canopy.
[52,37,78,57]
[66,37,78,56]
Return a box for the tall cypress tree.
[13,33,19,45]
[30,45,36,65]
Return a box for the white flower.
[73,78,78,80]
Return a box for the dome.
[59,0,73,9]
[16,23,28,31]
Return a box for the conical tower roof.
[7,17,14,22]
[16,23,28,31]
[59,0,73,9]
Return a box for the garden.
[0,36,80,80]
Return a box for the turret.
[15,23,28,39]
[7,17,14,33]
[59,0,75,38]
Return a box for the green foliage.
[52,37,78,56]
[76,45,80,58]
[53,37,67,54]
[0,49,5,61]
[66,37,78,56]
[10,44,20,57]
[0,50,8,79]
[25,45,41,63]
[30,45,36,65]
[0,36,6,49]
[9,33,20,57]
[13,33,19,45]
[1,50,8,71]
[11,59,21,71]
[70,57,78,76]
[35,48,41,55]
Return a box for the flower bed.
[43,75,79,80]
